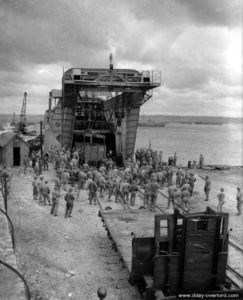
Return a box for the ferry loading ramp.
[45,56,161,159]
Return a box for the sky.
[0,0,242,117]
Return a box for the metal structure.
[20,92,27,126]
[15,92,27,134]
[10,112,16,127]
[45,56,161,162]
[100,206,243,299]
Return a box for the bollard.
[97,287,107,299]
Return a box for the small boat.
[214,165,230,170]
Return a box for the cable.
[0,208,15,249]
[0,259,31,300]
[0,174,31,299]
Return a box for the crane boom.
[20,92,27,124]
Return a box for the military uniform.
[204,177,211,201]
[50,189,60,216]
[181,189,190,212]
[121,182,130,204]
[38,177,44,203]
[42,181,51,205]
[167,185,177,209]
[130,183,138,206]
[217,189,225,213]
[88,180,98,205]
[61,171,69,191]
[150,181,160,210]
[143,182,151,208]
[65,190,75,217]
[32,177,38,200]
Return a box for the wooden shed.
[0,132,30,167]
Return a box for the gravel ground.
[7,167,141,300]
[5,165,243,299]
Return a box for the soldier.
[106,178,113,201]
[130,181,138,206]
[83,161,89,171]
[150,169,158,182]
[159,151,163,165]
[76,169,87,200]
[167,184,177,209]
[167,166,173,186]
[173,152,177,166]
[72,149,79,164]
[42,180,51,205]
[217,188,225,213]
[143,180,151,208]
[188,173,196,196]
[121,180,130,204]
[204,176,211,201]
[70,156,78,170]
[181,188,190,213]
[140,167,147,185]
[113,179,120,203]
[32,176,38,200]
[23,154,29,174]
[181,179,190,192]
[70,169,76,187]
[38,176,44,204]
[64,188,75,218]
[87,179,98,205]
[157,169,163,188]
[50,186,60,216]
[31,151,37,169]
[43,153,49,171]
[236,187,243,215]
[174,187,182,207]
[99,176,106,198]
[61,169,70,191]
[54,177,61,192]
[176,168,183,187]
[162,169,167,186]
[56,166,62,181]
[149,180,160,210]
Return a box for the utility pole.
[4,172,7,214]
[39,121,43,175]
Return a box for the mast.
[20,92,27,124]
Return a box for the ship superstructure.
[45,56,161,162]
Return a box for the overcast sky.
[0,0,242,117]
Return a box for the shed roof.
[0,132,30,148]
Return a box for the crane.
[10,112,16,126]
[20,92,27,125]
[14,92,27,134]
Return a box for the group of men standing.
[28,145,243,218]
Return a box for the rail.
[113,170,243,288]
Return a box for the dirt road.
[7,168,140,300]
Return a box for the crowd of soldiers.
[29,146,243,217]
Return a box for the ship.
[194,121,223,125]
[44,55,161,163]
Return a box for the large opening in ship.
[72,96,116,162]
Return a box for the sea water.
[135,123,243,166]
[1,115,242,166]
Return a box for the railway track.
[98,170,243,288]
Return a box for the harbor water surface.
[136,123,242,166]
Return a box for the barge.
[44,55,161,163]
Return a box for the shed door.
[13,147,20,166]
